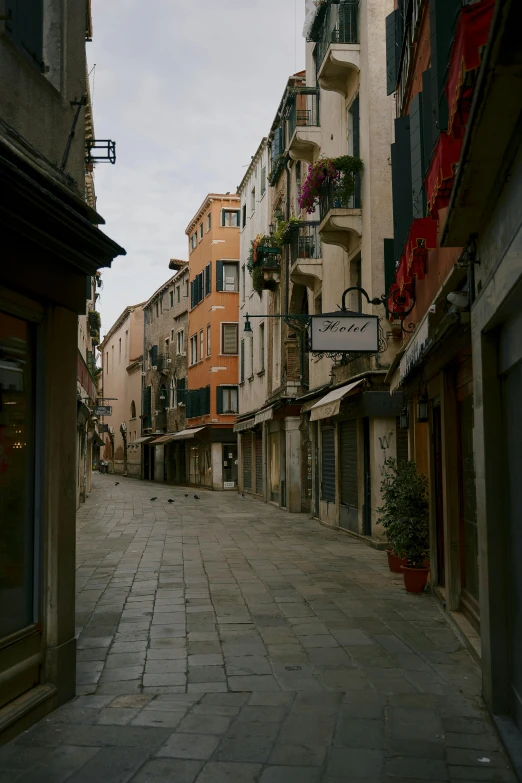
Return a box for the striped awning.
[233,418,255,433]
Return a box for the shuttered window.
[430,0,461,133]
[385,10,399,95]
[216,260,224,292]
[6,0,44,68]
[421,68,436,173]
[143,386,152,429]
[410,93,426,219]
[223,262,239,292]
[186,386,210,418]
[150,345,158,367]
[391,115,413,264]
[256,432,263,494]
[217,386,238,414]
[177,377,186,405]
[222,324,238,355]
[384,238,395,295]
[321,428,336,503]
[243,434,253,491]
[240,339,245,382]
[205,263,212,295]
[340,420,358,508]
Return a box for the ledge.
[319,209,362,252]
[317,44,361,97]
[288,126,322,164]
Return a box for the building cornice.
[185,193,240,236]
[237,138,268,195]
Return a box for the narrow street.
[0,475,515,782]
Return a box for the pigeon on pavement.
[194,495,200,500]
[185,494,189,497]
[168,499,175,503]
[242,492,245,497]
[150,497,157,501]
[115,482,120,486]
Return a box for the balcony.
[155,354,172,373]
[311,1,360,97]
[287,89,321,164]
[290,222,323,288]
[319,172,362,253]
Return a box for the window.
[111,344,114,371]
[190,272,204,308]
[185,386,210,418]
[125,330,128,358]
[200,330,204,361]
[200,222,204,239]
[206,325,211,357]
[170,290,174,308]
[315,293,323,314]
[222,323,238,355]
[190,232,197,251]
[184,279,189,298]
[205,262,212,296]
[251,187,256,214]
[170,378,176,409]
[130,401,137,419]
[241,265,245,302]
[160,297,163,314]
[176,285,180,303]
[190,335,198,365]
[206,212,212,232]
[261,166,267,195]
[165,338,170,352]
[106,352,109,373]
[177,329,185,355]
[242,204,247,229]
[217,261,239,292]
[250,336,254,378]
[155,301,159,318]
[118,338,121,363]
[259,323,265,371]
[171,329,175,341]
[240,339,245,382]
[221,209,240,227]
[177,377,186,406]
[217,386,238,414]
[5,2,43,71]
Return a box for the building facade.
[99,304,144,478]
[141,261,189,483]
[184,194,240,490]
[0,0,124,740]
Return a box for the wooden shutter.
[190,280,194,308]
[384,238,395,295]
[351,95,360,157]
[430,0,460,133]
[240,339,245,381]
[385,10,398,95]
[410,93,426,219]
[151,345,158,366]
[391,115,413,264]
[204,386,210,415]
[340,420,358,507]
[177,377,186,405]
[6,0,44,66]
[321,428,336,502]
[216,260,224,292]
[421,69,436,173]
[216,386,224,415]
[144,385,151,415]
[223,324,238,355]
[205,263,212,295]
[186,390,193,418]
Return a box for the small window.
[177,330,185,355]
[176,286,180,303]
[106,352,109,373]
[165,338,170,351]
[200,329,204,360]
[155,302,159,318]
[220,386,238,414]
[241,265,245,302]
[259,323,265,370]
[251,188,256,214]
[250,335,254,377]
[222,209,240,227]
[119,338,121,363]
[222,323,239,355]
[223,262,239,292]
[295,161,302,190]
[171,329,175,341]
[130,401,137,419]
[206,212,212,232]
[206,324,211,357]
[170,290,174,308]
[184,279,189,298]
[190,335,198,365]
[261,166,267,195]
[242,204,247,228]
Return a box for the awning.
[91,431,104,446]
[151,433,178,445]
[425,134,463,219]
[255,406,274,425]
[300,398,320,414]
[233,418,255,433]
[309,380,363,421]
[169,427,207,442]
[132,436,155,445]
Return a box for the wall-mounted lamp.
[244,314,252,333]
[399,407,409,430]
[417,393,429,423]
[269,223,275,236]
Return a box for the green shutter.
[151,345,158,366]
[410,93,425,219]
[205,263,212,295]
[205,386,210,415]
[6,0,44,66]
[216,386,224,415]
[385,11,398,95]
[421,69,436,172]
[351,95,360,157]
[216,260,224,292]
[86,276,92,301]
[384,239,395,295]
[240,341,245,383]
[186,390,193,418]
[391,115,413,264]
[430,0,460,133]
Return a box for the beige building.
[99,304,145,477]
[0,0,124,741]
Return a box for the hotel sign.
[310,313,379,353]
[94,405,112,416]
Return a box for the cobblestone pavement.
[1,474,516,782]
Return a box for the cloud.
[89,0,305,333]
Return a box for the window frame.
[177,329,185,355]
[221,385,239,415]
[221,208,240,228]
[190,334,198,365]
[206,324,211,357]
[221,322,239,356]
[222,261,239,292]
[206,212,212,232]
[259,322,265,371]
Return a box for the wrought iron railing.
[291,222,321,262]
[319,171,361,222]
[288,89,320,141]
[312,1,359,78]
[155,354,171,372]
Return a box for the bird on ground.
[242,492,245,497]
[194,495,200,500]
[168,499,175,503]
[150,497,157,501]
[115,482,120,486]
[185,494,189,497]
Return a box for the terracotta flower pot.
[401,565,430,593]
[386,549,407,573]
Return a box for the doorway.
[144,445,155,482]
[223,445,238,489]
[432,404,445,587]
[339,419,358,532]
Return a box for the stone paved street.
[0,475,516,781]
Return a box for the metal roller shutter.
[396,419,409,464]
[255,432,263,495]
[321,428,336,503]
[340,420,358,531]
[243,434,252,491]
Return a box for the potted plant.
[378,458,430,592]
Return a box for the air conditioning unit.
[152,365,158,371]
[167,359,172,364]
[141,372,146,376]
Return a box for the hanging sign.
[94,405,112,416]
[310,312,379,353]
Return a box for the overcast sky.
[89,0,306,334]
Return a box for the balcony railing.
[288,89,320,141]
[312,0,359,77]
[155,354,171,372]
[319,171,361,222]
[291,222,321,262]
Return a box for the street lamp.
[417,393,429,423]
[399,407,409,430]
[244,314,253,333]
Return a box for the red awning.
[424,133,463,218]
[445,0,495,136]
[389,218,438,319]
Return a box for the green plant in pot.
[378,458,430,592]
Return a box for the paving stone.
[201,693,249,706]
[96,708,139,725]
[188,666,226,683]
[225,656,272,676]
[155,733,219,760]
[228,675,280,691]
[389,707,443,742]
[214,735,274,763]
[69,745,152,783]
[6,745,100,783]
[259,766,322,783]
[194,762,262,783]
[143,673,186,687]
[268,743,327,767]
[131,710,186,728]
[334,717,385,748]
[385,756,449,779]
[109,695,151,709]
[131,758,203,783]
[177,713,232,734]
[326,747,385,778]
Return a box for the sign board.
[94,405,112,417]
[310,312,379,353]
[224,481,235,489]
[399,315,429,383]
